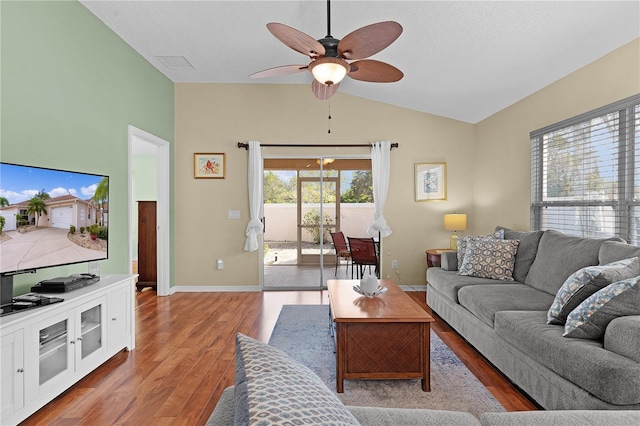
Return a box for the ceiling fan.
[250,0,404,100]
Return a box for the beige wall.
[473,38,640,233]
[175,84,475,287]
[174,39,639,288]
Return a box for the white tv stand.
[0,274,136,425]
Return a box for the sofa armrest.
[347,406,480,425]
[481,410,640,425]
[604,315,640,363]
[441,251,458,271]
[205,386,235,426]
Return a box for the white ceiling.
[80,1,639,124]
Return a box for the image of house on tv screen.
[0,163,109,274]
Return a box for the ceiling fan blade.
[348,60,403,83]
[250,65,309,79]
[338,21,403,60]
[267,23,326,58]
[312,79,340,101]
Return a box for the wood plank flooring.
[21,289,537,425]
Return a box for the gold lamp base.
[450,233,459,250]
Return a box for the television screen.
[0,162,109,275]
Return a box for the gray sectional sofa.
[426,227,640,411]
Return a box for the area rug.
[268,305,505,418]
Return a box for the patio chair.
[347,237,379,279]
[330,231,352,277]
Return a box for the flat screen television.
[0,162,109,305]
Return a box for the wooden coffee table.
[328,279,434,393]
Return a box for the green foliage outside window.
[303,209,333,244]
[263,170,373,204]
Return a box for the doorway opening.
[262,157,376,290]
[128,126,170,296]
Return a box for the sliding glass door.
[262,157,372,290]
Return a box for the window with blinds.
[530,94,640,245]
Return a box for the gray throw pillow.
[457,229,504,268]
[458,238,519,280]
[547,257,640,325]
[234,333,360,426]
[564,276,640,340]
[495,226,544,283]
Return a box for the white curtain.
[367,141,392,237]
[244,141,263,252]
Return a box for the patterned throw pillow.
[564,276,640,340]
[547,257,640,325]
[234,333,360,426]
[457,229,505,268]
[458,238,519,280]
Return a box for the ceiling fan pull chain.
[328,102,332,134]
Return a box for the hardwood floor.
[21,289,537,425]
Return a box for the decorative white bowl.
[353,285,388,298]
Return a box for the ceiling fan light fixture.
[309,57,349,86]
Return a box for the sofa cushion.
[547,257,640,325]
[457,284,555,327]
[495,227,544,283]
[427,268,503,303]
[524,230,622,296]
[564,276,640,340]
[599,240,640,265]
[494,311,640,405]
[457,230,504,268]
[234,333,360,426]
[604,316,640,363]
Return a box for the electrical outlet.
[391,260,398,269]
[217,259,224,270]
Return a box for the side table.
[425,249,454,267]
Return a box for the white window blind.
[531,94,640,244]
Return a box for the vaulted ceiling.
[81,1,639,123]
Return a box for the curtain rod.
[237,142,398,150]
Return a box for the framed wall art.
[194,153,225,179]
[415,162,446,201]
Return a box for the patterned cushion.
[234,333,360,426]
[457,229,505,268]
[547,257,640,325]
[458,238,519,280]
[564,276,640,340]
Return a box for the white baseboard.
[399,285,428,291]
[173,285,261,292]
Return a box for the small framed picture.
[415,162,446,201]
[194,153,225,179]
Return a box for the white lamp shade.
[309,57,349,85]
[444,213,467,231]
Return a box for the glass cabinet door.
[74,297,107,372]
[79,304,102,360]
[39,318,69,386]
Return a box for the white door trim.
[128,125,171,296]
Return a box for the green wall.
[131,155,158,258]
[1,1,174,294]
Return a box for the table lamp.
[444,213,467,250]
